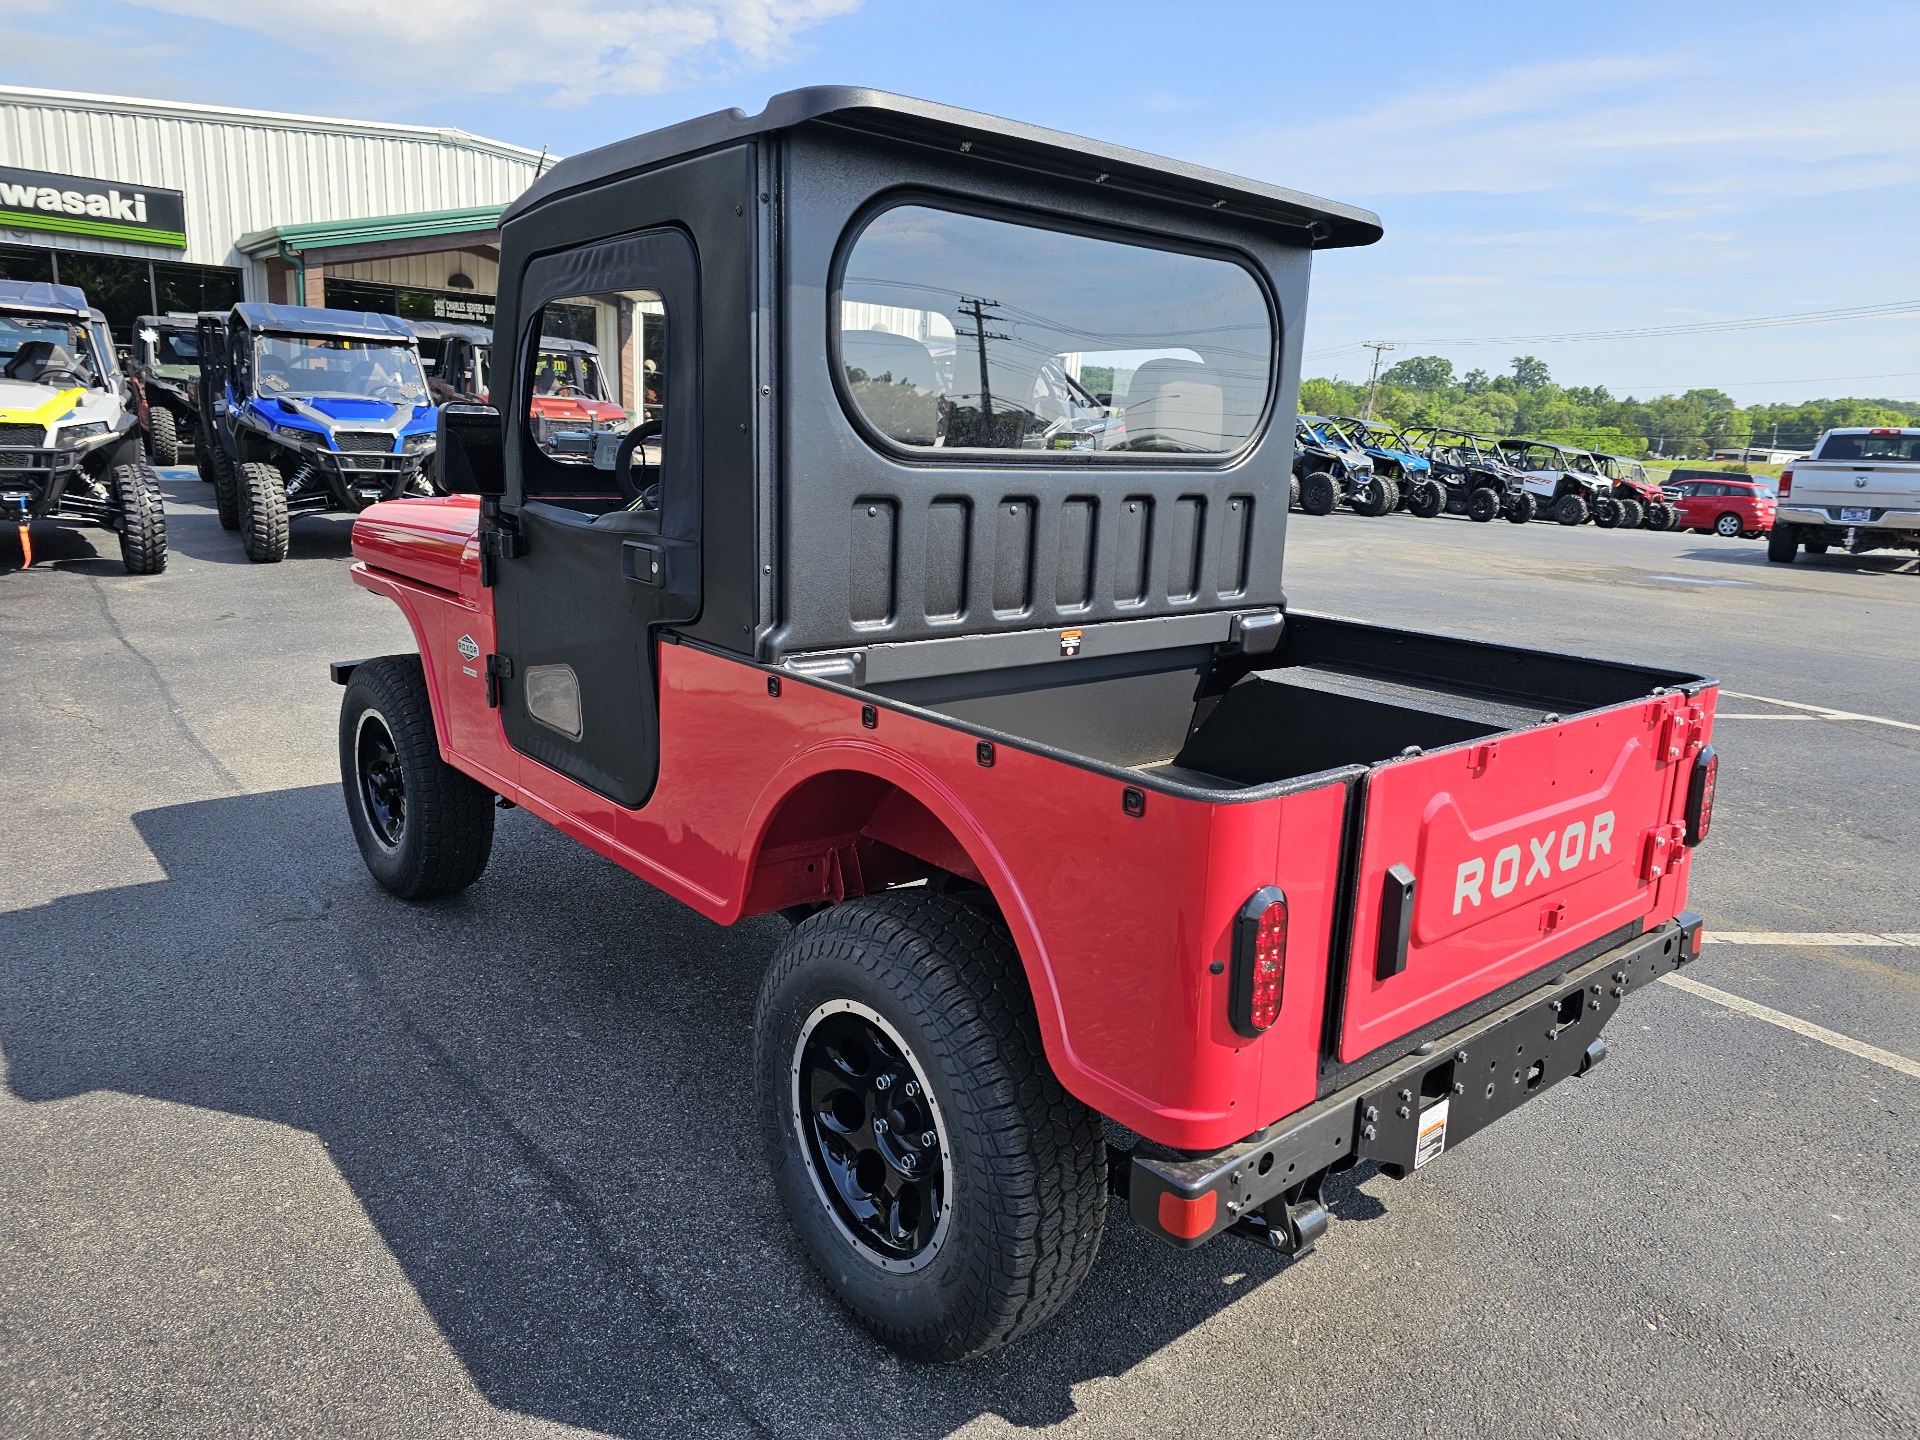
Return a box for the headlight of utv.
[402,431,435,453]
[272,422,317,444]
[55,421,110,447]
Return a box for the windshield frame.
[0,310,110,390]
[828,191,1281,467]
[251,330,428,403]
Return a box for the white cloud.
[106,0,862,104]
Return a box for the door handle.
[622,540,664,588]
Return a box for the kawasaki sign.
[0,165,187,249]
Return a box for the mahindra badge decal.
[457,633,480,662]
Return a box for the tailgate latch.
[1640,822,1686,882]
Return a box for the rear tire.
[754,892,1106,1362]
[1714,512,1742,538]
[111,459,168,574]
[1615,498,1645,529]
[1466,487,1500,523]
[1406,479,1443,518]
[203,441,241,529]
[1300,471,1338,516]
[1643,501,1673,530]
[1554,492,1589,526]
[147,407,180,466]
[338,654,495,899]
[1766,524,1799,564]
[1504,492,1537,524]
[237,460,289,563]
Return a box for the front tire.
[755,893,1106,1362]
[1406,479,1443,518]
[338,655,495,899]
[1300,471,1338,516]
[1591,494,1622,528]
[111,459,168,574]
[1504,491,1537,524]
[237,460,290,562]
[1466,487,1500,523]
[1766,524,1799,564]
[147,407,180,466]
[1350,476,1391,517]
[1554,492,1589,526]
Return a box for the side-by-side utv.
[1405,426,1536,523]
[0,279,166,572]
[196,304,440,562]
[333,89,1716,1362]
[126,311,212,466]
[1333,416,1444,517]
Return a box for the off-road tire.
[1766,524,1798,564]
[1300,471,1338,516]
[238,460,290,563]
[147,407,180,466]
[1614,498,1645,530]
[755,892,1107,1362]
[338,654,495,899]
[1466,487,1500,523]
[1350,476,1391,517]
[1592,495,1623,528]
[1643,501,1673,530]
[1504,492,1537,524]
[1714,512,1743,539]
[111,459,168,574]
[1554,492,1589,526]
[1407,479,1443,518]
[1289,474,1300,510]
[202,441,241,529]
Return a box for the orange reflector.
[1157,1189,1218,1240]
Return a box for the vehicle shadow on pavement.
[0,785,1367,1437]
[1673,544,1919,575]
[0,524,122,575]
[155,476,358,567]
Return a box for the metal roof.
[506,86,1383,249]
[407,319,492,342]
[236,205,505,258]
[230,302,416,341]
[0,279,92,316]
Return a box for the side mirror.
[437,403,506,497]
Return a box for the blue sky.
[6,0,1916,404]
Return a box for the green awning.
[237,205,503,256]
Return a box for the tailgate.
[1338,690,1711,1063]
[1793,462,1920,508]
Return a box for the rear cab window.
[835,204,1273,459]
[1816,431,1920,462]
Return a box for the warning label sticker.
[1413,1098,1450,1170]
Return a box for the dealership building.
[0,85,547,340]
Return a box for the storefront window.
[326,278,496,326]
[0,244,55,283]
[154,261,241,316]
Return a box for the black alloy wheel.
[1467,486,1501,523]
[794,1000,951,1270]
[355,708,407,850]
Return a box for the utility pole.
[954,297,1011,436]
[1360,341,1398,419]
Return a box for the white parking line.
[1713,713,1812,720]
[1720,690,1920,733]
[1702,932,1920,947]
[1661,973,1920,1080]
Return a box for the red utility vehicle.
[1667,475,1776,538]
[335,90,1717,1361]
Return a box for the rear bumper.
[1126,912,1704,1249]
[1778,505,1920,533]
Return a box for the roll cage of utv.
[196,303,441,562]
[126,311,217,466]
[0,279,166,572]
[1331,415,1444,517]
[1496,437,1620,527]
[1403,426,1535,524]
[1293,414,1387,516]
[411,320,493,406]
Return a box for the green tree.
[1511,355,1552,390]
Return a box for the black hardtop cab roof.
[505,86,1383,251]
[0,279,92,318]
[139,310,225,331]
[228,302,417,344]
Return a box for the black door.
[492,229,701,808]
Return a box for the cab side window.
[521,287,667,509]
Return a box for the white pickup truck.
[1769,426,1920,563]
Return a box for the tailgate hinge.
[1640,822,1687,882]
[485,653,513,708]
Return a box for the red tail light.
[1777,469,1792,497]
[1229,887,1289,1037]
[1686,746,1717,845]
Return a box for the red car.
[1666,476,1776,538]
[335,90,1717,1361]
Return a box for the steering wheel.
[553,382,589,399]
[611,419,664,508]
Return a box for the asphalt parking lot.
[2,475,1916,1440]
